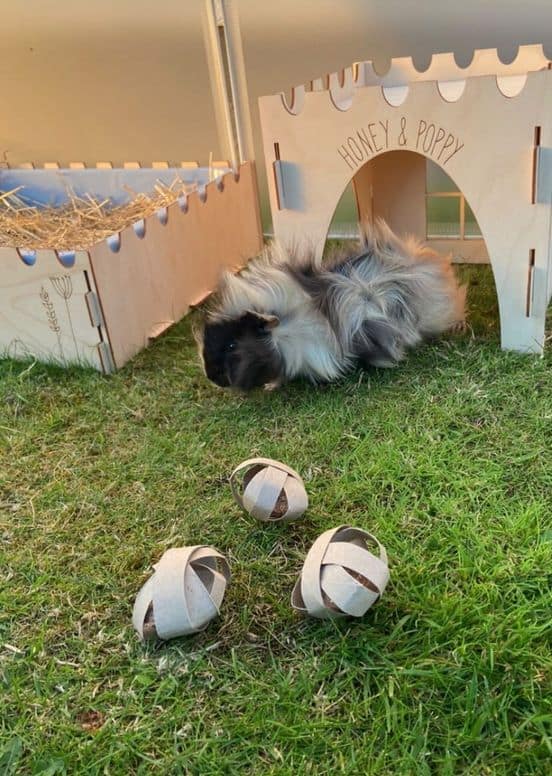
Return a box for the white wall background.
[0,1,218,165]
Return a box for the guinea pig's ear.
[247,311,280,331]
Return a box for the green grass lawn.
[1,266,550,775]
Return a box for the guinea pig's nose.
[204,360,230,387]
[212,369,230,387]
[225,357,242,388]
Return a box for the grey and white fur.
[200,220,466,391]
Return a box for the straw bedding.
[0,179,196,250]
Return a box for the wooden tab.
[535,147,552,204]
[272,160,286,210]
[97,341,115,374]
[85,290,104,327]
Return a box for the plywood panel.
[259,57,552,353]
[88,162,262,368]
[354,150,426,238]
[239,1,552,229]
[0,248,105,369]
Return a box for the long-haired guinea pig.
[199,220,466,391]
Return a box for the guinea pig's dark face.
[201,312,283,391]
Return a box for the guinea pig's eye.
[227,341,236,351]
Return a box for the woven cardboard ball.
[291,525,389,619]
[230,457,308,523]
[132,546,230,641]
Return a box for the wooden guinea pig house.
[259,44,552,354]
[0,161,263,372]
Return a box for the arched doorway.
[345,150,489,263]
[325,150,499,338]
[261,61,551,354]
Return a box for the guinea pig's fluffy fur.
[199,220,466,391]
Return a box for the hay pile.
[0,179,196,250]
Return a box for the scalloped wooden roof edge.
[277,44,551,114]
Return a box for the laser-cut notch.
[531,126,542,204]
[526,249,536,317]
[273,142,285,210]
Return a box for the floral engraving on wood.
[40,285,64,360]
[50,275,79,358]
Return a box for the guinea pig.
[199,220,466,391]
